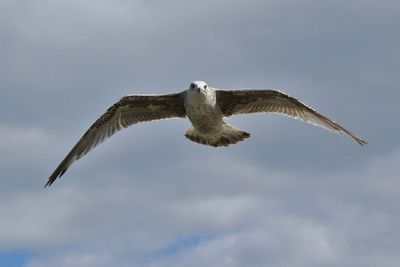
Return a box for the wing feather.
[45,93,185,187]
[216,89,366,145]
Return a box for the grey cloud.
[1,0,399,266]
[2,150,399,266]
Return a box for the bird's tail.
[184,123,250,147]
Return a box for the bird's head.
[188,81,209,95]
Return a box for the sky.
[1,0,399,266]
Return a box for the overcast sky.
[1,0,400,266]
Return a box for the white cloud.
[0,149,399,266]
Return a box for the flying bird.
[45,81,366,187]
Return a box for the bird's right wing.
[216,89,366,145]
[45,93,185,187]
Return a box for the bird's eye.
[190,83,195,89]
[204,85,207,89]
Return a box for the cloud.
[1,149,399,266]
[0,124,62,190]
[0,0,399,266]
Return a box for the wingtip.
[44,169,67,188]
[355,137,367,146]
[359,140,368,146]
[44,177,56,188]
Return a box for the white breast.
[184,90,223,135]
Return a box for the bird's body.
[184,81,222,135]
[183,81,250,146]
[45,81,366,187]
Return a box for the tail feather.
[185,124,250,147]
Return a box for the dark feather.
[45,93,185,187]
[216,89,366,145]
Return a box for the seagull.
[45,81,366,187]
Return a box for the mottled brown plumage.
[45,81,366,187]
[45,93,185,187]
[216,89,367,145]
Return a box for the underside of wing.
[45,93,185,187]
[216,89,366,145]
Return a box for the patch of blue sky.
[150,234,214,260]
[0,250,31,267]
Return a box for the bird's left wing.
[216,89,366,145]
[45,93,185,187]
